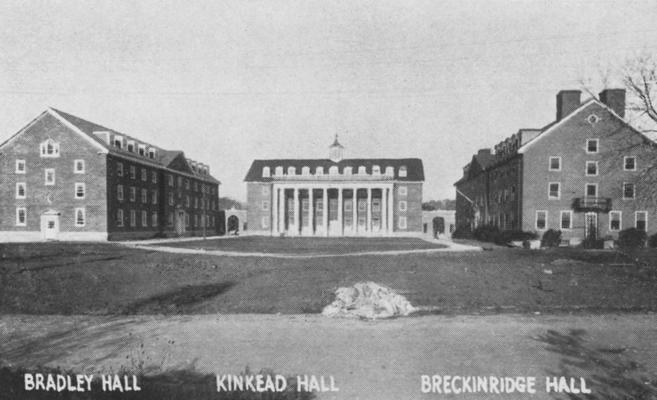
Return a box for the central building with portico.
[244,137,424,236]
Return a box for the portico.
[271,182,394,236]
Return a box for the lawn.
[1,241,657,315]
[157,236,446,254]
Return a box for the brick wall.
[246,182,272,233]
[393,182,422,232]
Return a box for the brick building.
[0,108,221,241]
[244,137,424,236]
[455,88,657,242]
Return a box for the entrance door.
[175,210,186,236]
[585,212,598,240]
[42,215,59,240]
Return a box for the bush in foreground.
[618,228,647,249]
[541,229,562,248]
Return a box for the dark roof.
[245,158,424,181]
[50,108,220,184]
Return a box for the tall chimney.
[556,90,581,121]
[599,88,626,118]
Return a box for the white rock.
[322,281,417,319]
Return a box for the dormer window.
[302,166,310,175]
[287,166,296,175]
[385,166,394,176]
[358,166,367,175]
[113,136,123,149]
[399,166,408,177]
[275,166,283,176]
[344,166,353,175]
[40,139,60,157]
[138,144,146,156]
[316,166,324,175]
[372,165,381,175]
[262,167,271,177]
[127,141,135,152]
[329,166,339,175]
[148,148,156,159]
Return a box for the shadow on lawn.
[535,329,657,399]
[119,282,236,314]
[0,366,315,400]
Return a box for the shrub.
[472,225,500,242]
[618,228,647,249]
[497,230,538,245]
[541,229,562,248]
[582,238,604,249]
[649,233,657,248]
[451,227,473,239]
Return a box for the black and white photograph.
[1,1,657,399]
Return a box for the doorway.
[175,210,186,236]
[41,212,60,240]
[585,212,598,240]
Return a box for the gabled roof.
[245,158,424,181]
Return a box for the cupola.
[329,134,344,163]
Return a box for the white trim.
[609,210,622,232]
[548,182,561,199]
[74,159,85,173]
[548,156,561,171]
[45,168,55,185]
[398,216,407,229]
[560,210,573,230]
[623,156,637,171]
[15,159,26,173]
[585,161,598,176]
[16,207,27,226]
[399,200,407,211]
[398,186,407,196]
[635,211,648,231]
[46,108,109,154]
[74,207,86,227]
[16,182,26,199]
[117,209,124,227]
[74,182,85,199]
[586,138,599,154]
[262,200,269,211]
[535,210,548,231]
[585,183,598,198]
[622,182,635,200]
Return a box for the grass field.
[158,236,446,254]
[1,240,657,315]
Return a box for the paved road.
[2,313,657,399]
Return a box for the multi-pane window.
[141,211,148,227]
[398,216,407,229]
[40,139,60,157]
[261,216,269,229]
[399,166,408,177]
[151,212,158,227]
[609,211,621,231]
[45,169,55,185]
[152,190,158,205]
[16,182,26,199]
[186,196,190,207]
[75,183,85,199]
[585,161,598,176]
[262,167,271,177]
[130,210,136,227]
[129,165,136,179]
[74,159,85,173]
[194,197,198,209]
[127,141,135,152]
[262,200,269,211]
[185,179,190,190]
[560,210,572,230]
[623,183,635,199]
[586,139,599,154]
[167,213,174,227]
[129,187,136,202]
[152,171,158,184]
[168,175,174,186]
[117,185,124,201]
[138,145,146,156]
[636,211,648,231]
[16,207,26,226]
[15,160,26,173]
[141,168,147,181]
[585,183,597,198]
[168,192,174,205]
[141,188,147,203]
[536,210,547,230]
[399,200,407,211]
[549,157,561,171]
[116,209,124,227]
[398,186,407,196]
[117,162,124,177]
[624,156,636,171]
[74,208,85,227]
[548,182,560,199]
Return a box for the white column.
[323,187,329,236]
[279,187,286,233]
[338,187,343,236]
[308,188,314,235]
[352,188,358,235]
[293,188,300,235]
[367,187,372,234]
[272,185,278,234]
[381,187,387,234]
[388,186,394,233]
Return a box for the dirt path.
[2,313,656,399]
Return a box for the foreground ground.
[1,313,657,399]
[1,240,657,315]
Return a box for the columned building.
[245,137,424,236]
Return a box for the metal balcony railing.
[572,197,612,213]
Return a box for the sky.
[2,0,657,202]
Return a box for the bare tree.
[622,53,657,124]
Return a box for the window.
[399,200,407,211]
[623,183,635,199]
[74,159,85,173]
[262,200,269,211]
[584,161,598,176]
[117,162,124,177]
[141,168,147,181]
[609,211,621,231]
[549,157,561,171]
[372,165,381,174]
[117,185,124,201]
[357,166,366,175]
[16,207,26,226]
[152,190,158,204]
[16,182,26,199]
[275,166,283,176]
[316,166,324,175]
[624,156,636,171]
[399,166,408,177]
[129,186,136,202]
[168,192,174,205]
[152,171,158,184]
[152,212,158,227]
[127,141,135,152]
[148,148,156,159]
[398,186,407,196]
[40,139,60,157]
[168,175,174,186]
[560,210,572,230]
[194,197,198,209]
[535,210,547,230]
[262,186,270,195]
[113,136,123,149]
[116,209,124,227]
[167,213,174,226]
[45,169,55,185]
[185,179,190,190]
[301,166,310,175]
[74,208,85,227]
[398,216,407,229]
[287,166,296,175]
[141,210,148,227]
[586,139,599,154]
[585,183,597,198]
[75,183,85,199]
[138,145,146,156]
[587,114,600,124]
[141,188,147,203]
[344,166,353,175]
[15,160,25,173]
[130,210,136,227]
[186,195,190,207]
[548,182,560,199]
[129,165,136,179]
[261,217,269,229]
[385,166,394,176]
[636,211,648,231]
[329,166,339,175]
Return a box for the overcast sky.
[2,0,657,201]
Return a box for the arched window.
[344,166,353,175]
[399,165,408,177]
[302,166,310,175]
[329,166,339,175]
[358,166,367,175]
[275,166,283,176]
[287,166,296,175]
[40,139,60,157]
[385,166,394,176]
[262,167,271,177]
[316,166,324,175]
[372,165,381,174]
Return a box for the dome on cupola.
[329,134,344,162]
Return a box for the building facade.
[0,108,221,241]
[244,138,424,236]
[455,88,657,242]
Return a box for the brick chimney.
[599,88,626,118]
[477,148,492,157]
[556,90,581,121]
